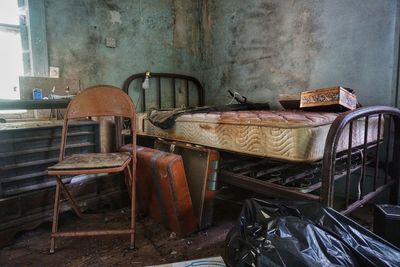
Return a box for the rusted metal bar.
[342,180,395,215]
[50,179,61,253]
[219,170,320,201]
[158,77,161,109]
[239,163,289,177]
[390,117,400,204]
[52,229,135,237]
[304,161,367,194]
[385,117,392,184]
[281,168,320,185]
[322,106,400,208]
[172,78,176,108]
[57,176,84,218]
[127,164,136,249]
[255,164,293,179]
[344,122,353,208]
[142,78,146,111]
[231,159,267,172]
[374,114,382,190]
[115,116,122,149]
[360,116,369,198]
[186,80,189,107]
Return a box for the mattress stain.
[199,123,212,130]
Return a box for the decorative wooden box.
[300,87,357,111]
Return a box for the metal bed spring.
[219,148,367,193]
[219,106,400,214]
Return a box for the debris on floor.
[0,199,240,267]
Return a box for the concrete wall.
[41,0,399,108]
[44,0,200,90]
[198,0,399,108]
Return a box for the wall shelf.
[0,99,70,110]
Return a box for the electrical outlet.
[49,66,59,78]
[105,37,117,48]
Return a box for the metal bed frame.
[123,72,400,214]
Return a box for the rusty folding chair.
[47,85,136,253]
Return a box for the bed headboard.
[122,72,205,112]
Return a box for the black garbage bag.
[224,199,400,267]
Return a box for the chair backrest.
[66,85,135,119]
[59,85,136,160]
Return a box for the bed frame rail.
[321,106,400,214]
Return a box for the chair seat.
[48,152,131,171]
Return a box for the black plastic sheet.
[225,199,400,267]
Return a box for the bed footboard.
[321,106,400,214]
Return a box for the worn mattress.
[136,110,381,162]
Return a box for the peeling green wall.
[44,0,201,90]
[42,0,399,108]
[198,0,399,108]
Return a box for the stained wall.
[198,0,399,108]
[44,0,200,91]
[42,0,399,108]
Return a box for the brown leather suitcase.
[154,139,219,229]
[121,145,197,235]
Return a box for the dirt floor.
[0,185,378,267]
[0,199,242,267]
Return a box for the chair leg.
[50,178,61,254]
[126,166,135,249]
[56,176,84,218]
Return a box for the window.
[0,0,23,100]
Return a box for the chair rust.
[47,85,137,253]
